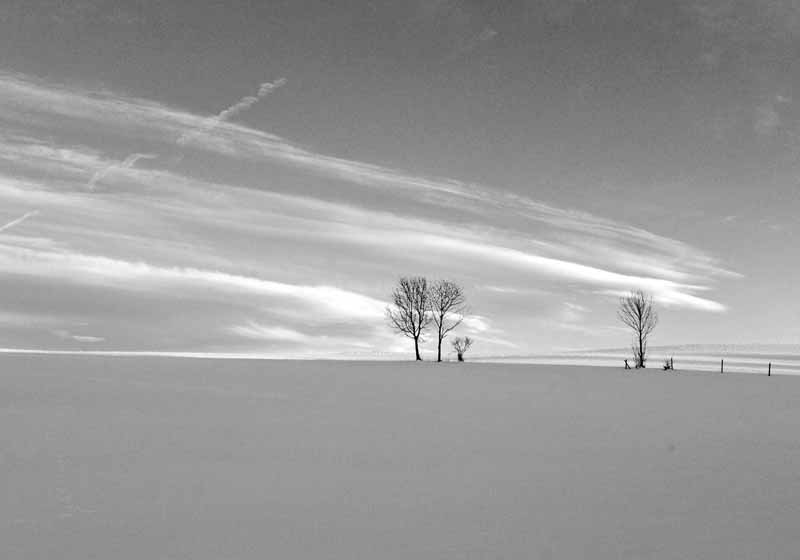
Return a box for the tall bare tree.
[617,290,658,368]
[452,336,473,362]
[429,280,466,362]
[386,276,432,361]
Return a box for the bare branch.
[386,276,432,360]
[617,290,658,368]
[429,279,467,362]
[451,336,473,362]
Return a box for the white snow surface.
[2,355,800,559]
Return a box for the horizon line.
[2,345,799,361]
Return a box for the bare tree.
[451,337,473,362]
[429,280,466,362]
[386,276,432,361]
[617,290,658,368]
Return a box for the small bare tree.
[452,337,473,362]
[617,290,658,368]
[429,280,466,362]
[386,276,432,361]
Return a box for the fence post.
[768,362,771,376]
[721,359,724,374]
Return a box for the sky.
[0,0,798,359]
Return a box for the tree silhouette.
[452,336,473,362]
[617,290,658,368]
[386,276,432,361]
[429,280,466,362]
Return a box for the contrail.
[87,153,157,190]
[217,78,287,121]
[0,211,38,233]
[177,77,287,146]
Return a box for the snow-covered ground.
[478,344,800,375]
[3,355,800,559]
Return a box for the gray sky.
[0,0,798,358]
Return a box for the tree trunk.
[638,333,644,368]
[414,337,422,361]
[436,323,443,362]
[457,352,464,362]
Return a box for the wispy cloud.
[0,72,731,281]
[461,315,492,334]
[0,111,731,314]
[52,329,105,343]
[0,311,70,327]
[0,172,727,313]
[226,322,378,353]
[219,79,288,122]
[82,77,285,191]
[72,335,105,343]
[230,323,312,343]
[177,77,287,145]
[407,233,726,312]
[0,210,38,233]
[87,153,157,191]
[0,70,740,355]
[0,243,386,321]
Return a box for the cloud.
[461,315,491,333]
[0,74,736,289]
[310,217,724,311]
[0,72,730,273]
[0,348,291,359]
[221,78,287,121]
[0,68,736,359]
[72,335,105,343]
[226,322,376,351]
[229,323,311,343]
[87,153,157,190]
[52,329,105,343]
[0,71,509,214]
[0,133,105,171]
[408,233,727,312]
[177,77,287,145]
[0,244,386,322]
[0,134,729,314]
[0,311,68,327]
[0,210,38,233]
